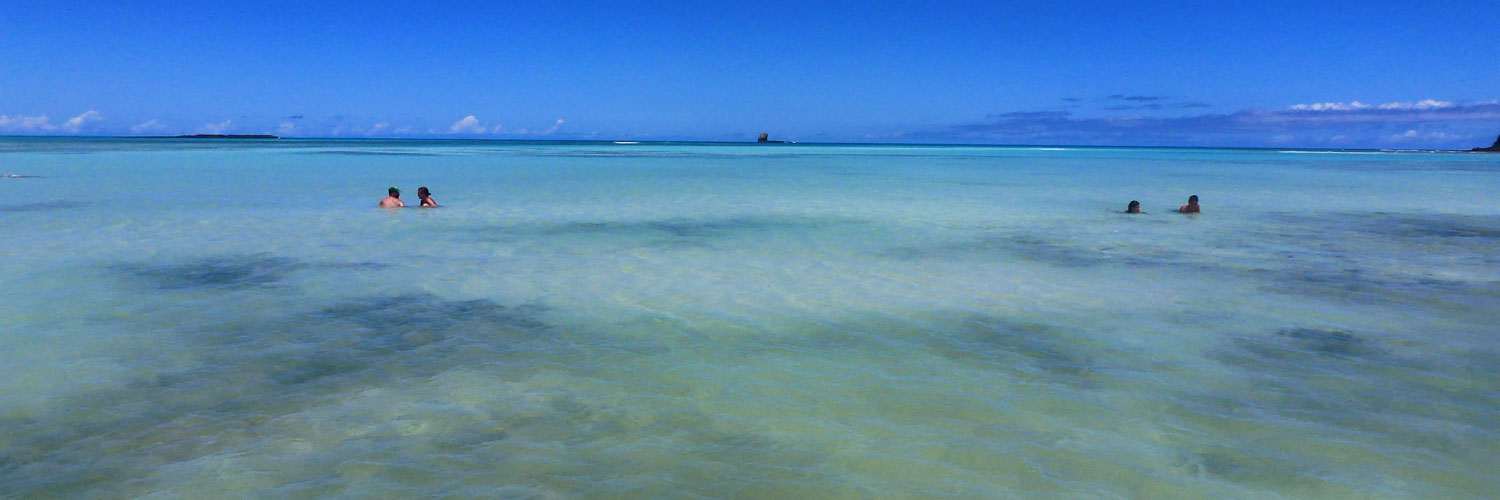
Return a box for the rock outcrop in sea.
[756,132,787,144]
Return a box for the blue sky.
[3,1,1497,148]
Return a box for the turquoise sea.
[2,138,1497,498]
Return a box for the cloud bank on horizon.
[2,100,1495,149]
[0,110,104,135]
[936,98,1500,148]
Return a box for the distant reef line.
[124,134,281,139]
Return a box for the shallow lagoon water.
[1,138,1497,498]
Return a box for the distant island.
[1472,133,1500,152]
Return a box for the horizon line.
[0,134,1491,153]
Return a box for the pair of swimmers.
[378,186,438,208]
[1126,195,1199,214]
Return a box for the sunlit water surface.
[2,138,1497,498]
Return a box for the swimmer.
[379,187,404,208]
[1178,195,1200,213]
[417,186,438,207]
[1126,200,1142,214]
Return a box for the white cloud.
[277,122,297,135]
[394,126,414,135]
[371,122,391,134]
[449,115,486,134]
[953,98,1500,148]
[542,118,565,135]
[131,119,165,134]
[1386,129,1460,142]
[198,120,234,134]
[0,114,56,132]
[493,119,567,136]
[1377,99,1454,110]
[59,110,103,133]
[1288,101,1371,111]
[1,110,105,134]
[1291,99,1460,112]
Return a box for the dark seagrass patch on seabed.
[0,200,89,212]
[880,232,1193,272]
[1204,325,1495,443]
[113,254,308,290]
[1214,327,1385,372]
[0,292,553,487]
[1168,446,1335,491]
[1231,215,1497,305]
[312,261,393,271]
[207,293,558,390]
[880,234,1106,267]
[1273,327,1378,358]
[464,215,868,248]
[112,255,395,291]
[1149,324,1500,498]
[1277,212,1500,240]
[548,215,858,237]
[0,289,856,498]
[1257,212,1500,271]
[314,294,550,336]
[925,315,1101,386]
[1249,258,1496,307]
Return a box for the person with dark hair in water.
[1125,200,1142,214]
[1178,195,1200,213]
[379,187,404,208]
[417,186,439,207]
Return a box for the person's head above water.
[379,186,405,207]
[1127,200,1141,213]
[416,186,439,207]
[1178,194,1200,213]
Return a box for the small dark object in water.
[756,132,787,144]
[1,173,41,178]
